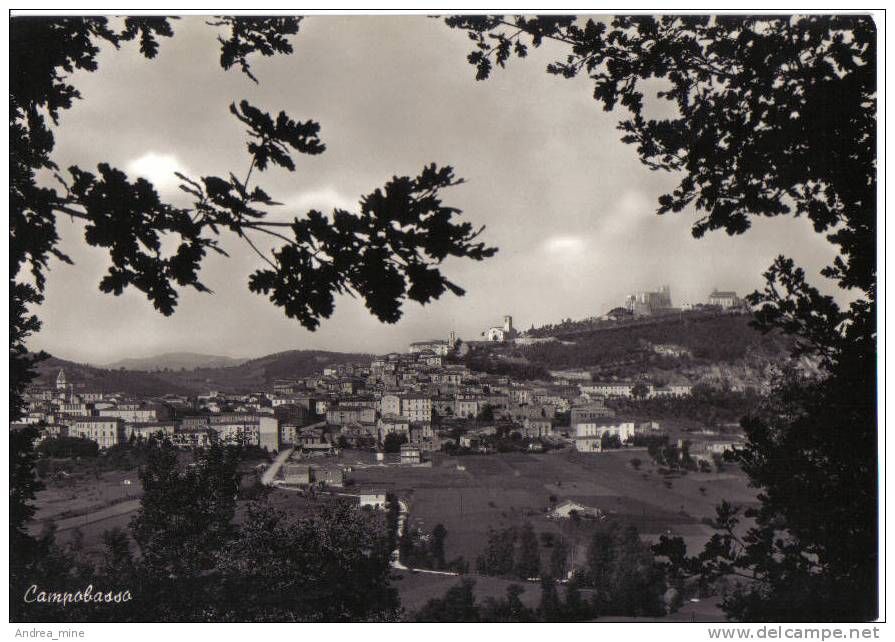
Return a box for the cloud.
[542,235,587,254]
[595,189,655,237]
[278,186,359,219]
[126,152,189,194]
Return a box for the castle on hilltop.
[625,286,678,317]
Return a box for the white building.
[377,415,411,442]
[379,394,432,423]
[549,500,604,520]
[123,422,176,441]
[708,289,742,308]
[98,404,164,423]
[581,382,637,398]
[70,417,125,449]
[401,395,432,423]
[484,315,517,342]
[454,395,482,418]
[359,493,388,510]
[574,421,636,452]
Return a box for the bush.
[383,432,408,453]
[37,436,99,459]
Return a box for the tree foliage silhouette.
[10,15,497,416]
[446,14,877,620]
[9,15,495,622]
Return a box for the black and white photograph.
[7,8,883,631]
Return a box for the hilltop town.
[17,287,759,467]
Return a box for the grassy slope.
[472,314,797,388]
[349,449,757,573]
[519,314,792,369]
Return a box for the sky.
[29,15,841,365]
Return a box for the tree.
[631,382,650,400]
[600,432,622,450]
[479,584,536,622]
[538,576,563,622]
[514,522,541,579]
[385,492,401,548]
[445,15,877,619]
[382,431,408,453]
[581,521,666,617]
[476,403,494,422]
[476,526,516,576]
[36,435,100,459]
[398,524,418,567]
[129,437,241,619]
[549,536,569,579]
[10,426,45,617]
[562,583,592,621]
[215,499,398,621]
[414,578,480,622]
[430,523,448,569]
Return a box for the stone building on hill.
[484,315,517,342]
[625,285,677,317]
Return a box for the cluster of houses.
[15,338,710,469]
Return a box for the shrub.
[37,436,99,459]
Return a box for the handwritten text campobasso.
[24,584,133,607]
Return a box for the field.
[30,466,143,557]
[349,448,758,568]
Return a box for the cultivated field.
[348,448,758,568]
[30,467,143,557]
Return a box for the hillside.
[159,349,372,392]
[33,349,372,396]
[482,313,796,384]
[33,356,200,397]
[105,352,247,372]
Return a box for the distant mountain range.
[33,349,372,396]
[104,352,248,372]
